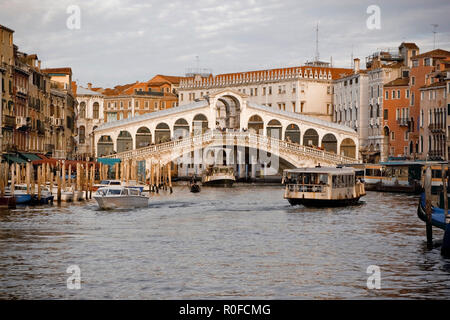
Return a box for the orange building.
[383,77,411,157]
[93,75,185,122]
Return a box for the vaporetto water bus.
[202,165,236,187]
[282,167,366,207]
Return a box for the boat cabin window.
[121,189,129,196]
[108,189,122,195]
[365,168,382,177]
[332,174,355,188]
[384,167,408,178]
[285,172,329,185]
[110,181,121,185]
[100,180,110,185]
[129,189,140,195]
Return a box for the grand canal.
[0,186,449,299]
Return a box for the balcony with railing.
[428,122,445,133]
[2,115,16,128]
[397,118,409,127]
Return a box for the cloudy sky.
[1,0,449,88]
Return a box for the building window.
[79,126,85,144]
[411,77,415,86]
[397,90,401,99]
[385,91,389,100]
[384,109,388,120]
[93,102,99,119]
[391,131,395,140]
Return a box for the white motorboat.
[92,179,147,192]
[51,186,74,202]
[94,186,149,210]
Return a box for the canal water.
[0,186,449,299]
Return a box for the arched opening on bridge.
[215,95,241,130]
[285,124,300,144]
[247,115,264,135]
[155,123,171,144]
[340,138,356,158]
[117,131,133,153]
[266,119,282,139]
[136,127,152,149]
[303,129,319,147]
[321,133,337,153]
[174,118,190,139]
[97,135,114,157]
[192,114,209,135]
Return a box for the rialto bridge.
[94,90,360,177]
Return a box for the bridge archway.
[136,127,152,149]
[155,123,171,143]
[322,133,337,153]
[215,94,241,130]
[193,114,209,135]
[340,138,356,158]
[98,135,114,157]
[267,119,282,139]
[303,129,319,147]
[248,115,264,134]
[117,131,133,153]
[174,118,190,139]
[285,124,300,144]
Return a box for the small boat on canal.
[417,193,447,230]
[5,184,32,204]
[202,165,235,187]
[94,186,149,210]
[282,166,366,207]
[92,179,146,192]
[189,178,201,193]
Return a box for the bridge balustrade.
[102,131,357,164]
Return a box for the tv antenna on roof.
[431,24,438,49]
[314,22,320,62]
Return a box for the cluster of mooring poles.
[423,164,450,257]
[147,161,173,194]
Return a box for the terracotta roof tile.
[412,49,450,59]
[41,67,72,75]
[384,77,409,87]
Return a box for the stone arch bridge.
[94,90,360,171]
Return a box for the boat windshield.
[110,181,121,185]
[100,180,110,185]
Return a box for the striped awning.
[3,154,27,164]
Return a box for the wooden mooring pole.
[441,164,450,257]
[425,166,433,249]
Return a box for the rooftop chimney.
[354,58,360,73]
[88,83,92,90]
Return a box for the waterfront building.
[178,65,352,122]
[383,75,411,158]
[333,58,369,160]
[364,42,418,162]
[0,24,15,154]
[417,64,449,160]
[95,75,182,123]
[410,49,450,161]
[42,68,77,159]
[74,83,104,160]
